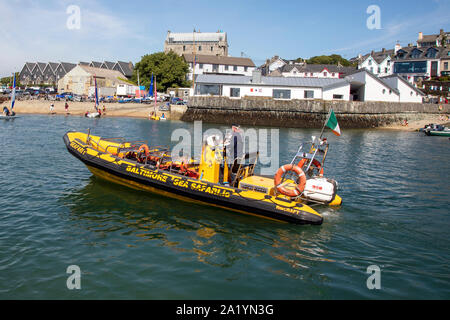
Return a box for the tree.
[0,72,20,87]
[306,54,352,66]
[132,51,190,92]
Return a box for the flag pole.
[319,108,332,140]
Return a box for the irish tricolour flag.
[325,109,341,136]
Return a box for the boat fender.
[274,164,306,197]
[297,158,324,177]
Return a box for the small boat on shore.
[64,128,342,225]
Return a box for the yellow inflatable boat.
[63,131,341,225]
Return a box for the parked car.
[56,92,73,101]
[175,101,187,105]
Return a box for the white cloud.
[0,0,156,77]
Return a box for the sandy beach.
[9,99,187,120]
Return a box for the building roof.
[47,62,59,72]
[183,54,255,67]
[60,62,77,72]
[281,63,357,75]
[195,74,349,89]
[101,61,116,69]
[90,61,103,68]
[78,65,127,82]
[114,61,134,77]
[380,74,425,96]
[166,32,226,43]
[24,62,37,72]
[350,49,394,65]
[394,46,446,61]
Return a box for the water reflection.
[61,176,337,276]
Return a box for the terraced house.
[18,61,133,86]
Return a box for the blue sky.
[1,0,450,77]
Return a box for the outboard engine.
[303,177,338,204]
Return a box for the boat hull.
[426,130,450,137]
[63,132,324,225]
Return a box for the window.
[411,49,422,58]
[199,64,203,69]
[333,94,343,99]
[244,66,248,72]
[198,46,202,51]
[196,84,221,96]
[310,73,313,76]
[382,89,386,94]
[426,48,437,58]
[211,46,213,51]
[324,72,328,77]
[273,89,291,99]
[332,73,335,77]
[387,60,391,66]
[233,66,237,71]
[377,67,381,74]
[224,65,229,71]
[385,67,388,73]
[304,90,314,99]
[212,64,219,72]
[230,88,240,97]
[410,91,413,96]
[444,62,449,70]
[368,60,372,65]
[394,61,427,74]
[183,46,186,51]
[370,67,373,73]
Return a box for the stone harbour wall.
[183,96,449,128]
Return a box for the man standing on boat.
[225,124,244,163]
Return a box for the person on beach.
[102,104,106,114]
[50,104,54,113]
[65,102,69,113]
[3,106,10,116]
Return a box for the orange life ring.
[274,164,307,197]
[138,144,150,157]
[297,158,324,177]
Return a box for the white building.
[183,54,256,81]
[279,64,357,79]
[353,49,394,77]
[194,71,351,101]
[345,69,424,103]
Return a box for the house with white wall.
[183,54,256,81]
[279,64,356,79]
[194,71,351,101]
[353,49,394,77]
[345,69,423,103]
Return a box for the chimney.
[358,53,362,59]
[418,32,423,40]
[408,43,413,47]
[440,29,444,35]
[394,43,402,54]
[252,70,262,84]
[371,50,375,56]
[382,48,386,53]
